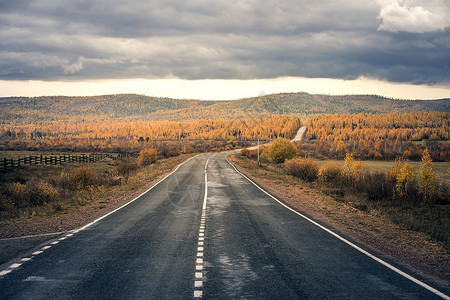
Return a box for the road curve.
[0,152,448,299]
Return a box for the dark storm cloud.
[0,0,449,84]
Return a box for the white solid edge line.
[74,154,202,233]
[226,156,450,300]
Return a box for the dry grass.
[315,159,450,184]
[0,153,196,225]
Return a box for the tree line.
[304,112,449,161]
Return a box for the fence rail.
[1,152,136,172]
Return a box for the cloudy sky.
[0,0,449,99]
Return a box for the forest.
[0,92,449,161]
[303,112,449,161]
[0,116,301,154]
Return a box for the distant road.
[248,125,307,150]
[0,152,448,299]
[291,125,307,142]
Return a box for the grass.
[314,159,450,184]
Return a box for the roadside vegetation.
[0,148,194,222]
[240,140,449,248]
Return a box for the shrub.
[0,193,14,211]
[69,167,99,190]
[318,163,342,184]
[7,180,59,207]
[116,159,139,177]
[241,148,259,159]
[263,138,298,164]
[362,172,392,201]
[285,157,319,182]
[341,153,364,183]
[29,181,59,205]
[138,148,157,166]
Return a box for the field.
[314,159,450,184]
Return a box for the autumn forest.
[1,93,448,160]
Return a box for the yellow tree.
[395,163,415,201]
[418,148,437,204]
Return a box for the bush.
[361,172,392,201]
[285,157,319,182]
[138,148,157,166]
[116,159,139,177]
[341,153,365,183]
[69,167,99,190]
[318,163,342,183]
[7,180,59,207]
[263,138,298,164]
[0,193,14,211]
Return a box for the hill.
[1,93,448,125]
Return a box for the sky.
[0,0,449,100]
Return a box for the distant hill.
[1,93,448,124]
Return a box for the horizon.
[1,77,449,101]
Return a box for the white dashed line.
[194,155,212,298]
[9,263,21,269]
[194,290,203,298]
[0,270,12,276]
[195,281,203,287]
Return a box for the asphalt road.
[0,152,448,299]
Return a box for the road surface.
[0,152,448,299]
[291,125,307,142]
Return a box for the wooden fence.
[1,152,136,172]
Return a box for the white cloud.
[377,0,450,33]
[62,57,84,75]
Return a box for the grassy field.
[314,159,450,184]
